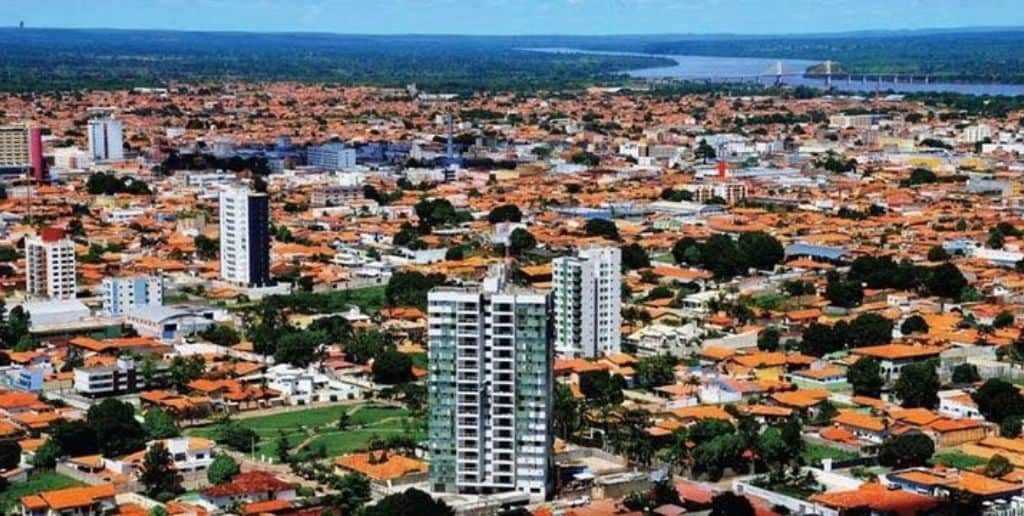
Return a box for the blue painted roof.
[785,243,848,260]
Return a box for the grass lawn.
[933,452,987,469]
[801,442,859,464]
[652,253,676,264]
[1,472,83,512]
[186,403,423,459]
[344,286,386,314]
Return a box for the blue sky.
[3,0,1024,35]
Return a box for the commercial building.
[427,265,553,499]
[0,123,45,179]
[25,228,76,300]
[101,276,164,316]
[307,143,357,169]
[87,112,124,161]
[552,246,622,358]
[219,186,271,287]
[74,356,170,397]
[310,184,363,207]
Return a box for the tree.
[200,324,241,347]
[757,327,781,352]
[194,234,219,260]
[986,454,1013,478]
[671,237,700,266]
[274,329,325,367]
[144,409,180,440]
[553,383,583,441]
[444,245,465,261]
[168,355,205,391]
[584,218,620,241]
[973,379,1024,425]
[695,140,717,164]
[1001,417,1023,438]
[0,440,20,470]
[361,488,454,516]
[893,360,940,408]
[799,322,847,357]
[215,420,259,453]
[620,243,650,271]
[49,419,99,458]
[825,271,863,308]
[926,263,968,300]
[87,399,147,457]
[847,313,893,347]
[332,472,371,515]
[634,354,677,389]
[508,228,536,256]
[994,311,1016,329]
[149,507,168,516]
[736,232,784,271]
[927,245,950,261]
[140,442,182,500]
[32,440,61,469]
[878,434,935,469]
[951,363,981,384]
[487,204,522,224]
[710,492,754,516]
[372,349,414,384]
[385,270,447,309]
[579,371,625,406]
[848,357,884,398]
[207,454,240,485]
[900,315,929,335]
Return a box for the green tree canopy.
[878,434,935,469]
[144,409,180,440]
[893,360,940,409]
[848,356,884,398]
[207,454,240,485]
[87,399,147,457]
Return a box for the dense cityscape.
[5,4,1024,516]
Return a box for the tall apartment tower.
[219,186,271,287]
[87,113,124,161]
[553,246,622,358]
[102,276,164,316]
[427,265,553,500]
[25,227,76,300]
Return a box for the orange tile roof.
[22,484,116,511]
[770,389,829,408]
[832,410,886,432]
[852,344,944,361]
[811,481,939,515]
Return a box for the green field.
[933,452,987,470]
[801,442,859,465]
[1,472,84,512]
[186,403,424,459]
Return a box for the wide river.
[531,47,1024,96]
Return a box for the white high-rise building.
[307,143,356,169]
[219,186,271,287]
[25,228,76,300]
[427,265,553,500]
[102,276,164,316]
[88,114,124,161]
[553,246,622,358]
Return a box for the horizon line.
[4,24,1024,39]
